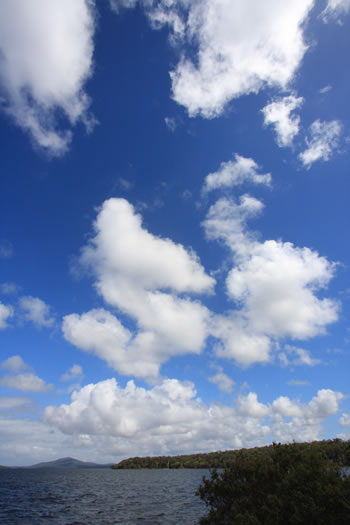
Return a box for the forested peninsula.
[111,438,350,469]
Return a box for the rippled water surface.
[0,468,209,524]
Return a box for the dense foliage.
[112,451,238,469]
[111,439,350,469]
[197,441,350,524]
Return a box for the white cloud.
[64,198,214,379]
[0,373,52,392]
[60,365,83,383]
[237,392,269,418]
[110,1,314,118]
[299,119,342,168]
[63,308,157,379]
[306,389,343,418]
[321,0,350,22]
[319,85,332,94]
[19,296,55,328]
[203,196,338,366]
[271,389,343,442]
[0,355,53,393]
[212,314,272,366]
[262,95,304,147]
[226,240,338,340]
[272,396,303,418]
[80,198,214,296]
[45,378,343,458]
[279,345,321,367]
[208,367,234,393]
[0,303,13,330]
[0,382,343,465]
[0,417,89,466]
[1,355,31,373]
[203,194,264,257]
[110,0,138,13]
[170,0,314,117]
[202,154,271,194]
[0,0,96,155]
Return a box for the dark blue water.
[0,468,209,524]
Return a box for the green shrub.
[197,443,350,524]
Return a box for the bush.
[197,443,350,524]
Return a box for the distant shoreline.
[111,438,350,469]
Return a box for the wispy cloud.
[319,85,332,94]
[164,116,177,132]
[299,119,342,168]
[321,0,350,22]
[0,282,18,295]
[0,240,13,259]
[288,379,311,386]
[279,345,321,367]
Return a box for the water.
[0,468,209,524]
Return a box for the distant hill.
[28,457,112,469]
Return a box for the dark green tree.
[197,443,350,524]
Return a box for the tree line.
[111,438,350,470]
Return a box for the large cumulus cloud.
[63,198,214,379]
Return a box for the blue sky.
[0,0,350,466]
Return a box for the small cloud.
[164,117,177,132]
[0,240,13,259]
[181,189,192,200]
[1,355,32,373]
[0,303,13,330]
[279,345,321,367]
[0,282,18,295]
[0,373,53,392]
[208,365,234,393]
[18,296,55,328]
[319,85,332,94]
[118,177,134,191]
[288,379,311,386]
[109,0,138,13]
[202,154,271,195]
[299,119,342,168]
[60,364,83,382]
[326,347,343,354]
[262,95,304,147]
